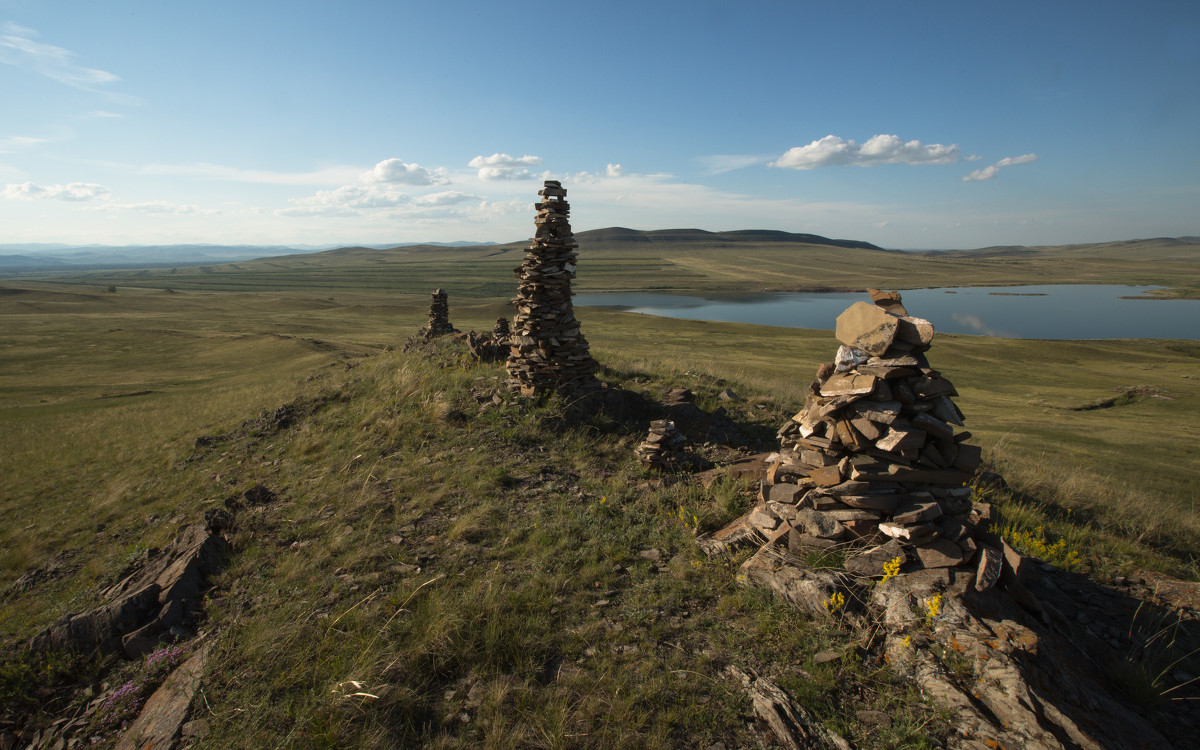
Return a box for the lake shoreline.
[575,284,1200,340]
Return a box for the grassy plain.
[14,232,1200,299]
[1,235,1199,746]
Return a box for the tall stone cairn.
[762,289,1001,583]
[421,288,459,339]
[505,181,598,395]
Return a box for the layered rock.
[505,181,598,395]
[30,523,229,658]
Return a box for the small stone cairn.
[635,419,686,470]
[756,289,1000,585]
[421,288,459,339]
[505,181,599,396]
[466,317,513,363]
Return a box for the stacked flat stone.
[493,317,511,342]
[505,181,599,395]
[422,288,459,339]
[635,420,685,470]
[753,290,999,585]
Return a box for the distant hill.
[0,241,497,272]
[916,236,1200,262]
[0,254,69,269]
[470,227,888,254]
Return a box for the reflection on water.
[951,313,1016,338]
[574,285,1200,340]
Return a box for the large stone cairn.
[421,288,459,339]
[505,181,598,395]
[762,289,998,582]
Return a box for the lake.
[574,285,1200,340]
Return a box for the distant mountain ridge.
[4,232,1195,274]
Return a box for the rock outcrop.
[30,521,230,659]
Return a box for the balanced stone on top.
[505,181,599,396]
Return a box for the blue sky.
[1,0,1197,249]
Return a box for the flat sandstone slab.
[835,302,899,356]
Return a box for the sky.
[1,0,1197,250]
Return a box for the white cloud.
[85,110,124,118]
[468,153,542,169]
[2,181,110,201]
[0,22,119,89]
[477,166,536,181]
[360,158,448,186]
[470,153,543,181]
[769,134,961,169]
[963,153,1038,182]
[605,163,625,178]
[996,153,1039,168]
[962,165,1000,182]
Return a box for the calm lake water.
[574,285,1200,340]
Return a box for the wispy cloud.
[696,154,769,174]
[415,190,478,206]
[962,153,1039,182]
[0,134,50,153]
[0,22,119,90]
[469,153,543,181]
[139,162,364,186]
[1,181,110,201]
[770,134,961,170]
[85,110,124,119]
[88,200,216,215]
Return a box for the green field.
[2,235,1199,747]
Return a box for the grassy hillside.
[2,260,1198,746]
[12,231,1200,299]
